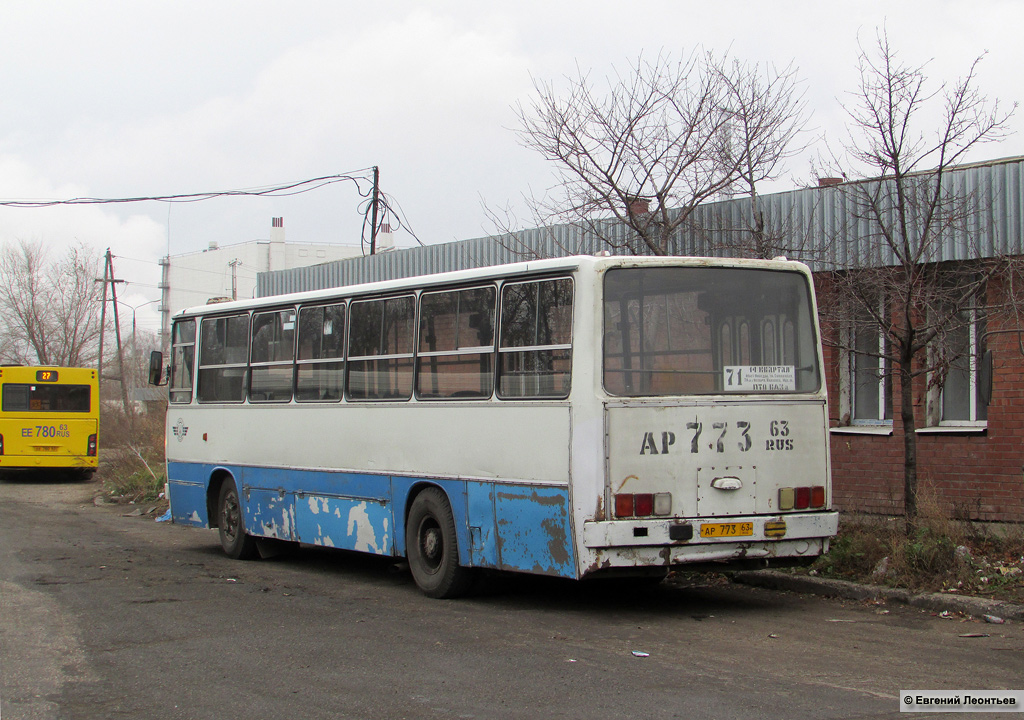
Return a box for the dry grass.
[811,485,1024,603]
[98,407,167,504]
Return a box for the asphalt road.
[1,476,1021,720]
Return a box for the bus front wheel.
[406,488,473,598]
[217,477,258,560]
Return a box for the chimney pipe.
[627,197,650,216]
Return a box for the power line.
[359,187,426,254]
[0,171,377,208]
[0,166,426,258]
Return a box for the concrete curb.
[731,570,1024,622]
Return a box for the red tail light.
[87,434,97,457]
[614,492,672,518]
[779,486,826,511]
[794,487,811,509]
[811,486,826,508]
[615,493,634,517]
[634,493,654,516]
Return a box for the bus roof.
[172,254,812,320]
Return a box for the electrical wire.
[358,188,426,254]
[0,170,377,208]
[0,167,426,256]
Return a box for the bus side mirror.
[148,351,164,386]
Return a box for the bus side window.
[416,285,496,400]
[250,308,296,403]
[296,303,346,402]
[197,315,249,403]
[347,296,414,401]
[498,277,573,399]
[169,319,196,404]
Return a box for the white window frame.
[834,303,892,435]
[923,306,987,431]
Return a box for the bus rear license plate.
[700,522,754,538]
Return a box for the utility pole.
[95,249,132,428]
[228,259,242,300]
[369,165,380,255]
[97,252,109,382]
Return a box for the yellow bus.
[0,366,99,479]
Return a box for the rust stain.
[541,518,570,566]
[614,475,639,493]
[584,552,615,575]
[495,489,565,507]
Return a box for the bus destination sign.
[723,365,795,392]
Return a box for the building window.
[834,293,891,429]
[935,307,988,426]
[851,322,891,424]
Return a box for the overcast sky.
[1,0,1021,332]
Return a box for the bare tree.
[513,51,808,257]
[713,58,810,258]
[0,240,103,367]
[819,30,1017,523]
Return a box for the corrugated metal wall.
[258,156,1024,297]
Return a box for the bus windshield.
[603,266,821,396]
[1,383,92,412]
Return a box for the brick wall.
[820,273,1024,523]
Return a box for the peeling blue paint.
[244,488,295,541]
[295,494,392,554]
[466,482,497,567]
[167,461,576,578]
[166,476,208,527]
[494,485,575,577]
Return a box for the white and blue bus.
[154,255,838,597]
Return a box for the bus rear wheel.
[217,477,258,560]
[406,488,473,598]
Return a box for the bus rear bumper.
[580,511,839,575]
[0,456,98,469]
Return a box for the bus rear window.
[2,383,91,412]
[603,267,820,396]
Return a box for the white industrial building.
[159,217,373,345]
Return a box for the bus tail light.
[614,492,672,518]
[87,434,97,457]
[811,485,826,508]
[634,493,654,516]
[0,434,4,455]
[778,486,826,511]
[795,487,810,509]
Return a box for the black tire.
[406,487,473,598]
[217,477,258,560]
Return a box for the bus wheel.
[217,477,258,560]
[406,488,473,599]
